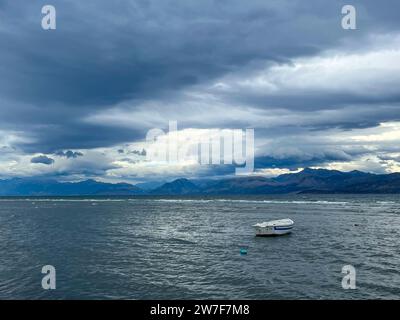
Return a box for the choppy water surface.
[0,195,399,299]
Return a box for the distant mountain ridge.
[150,178,201,195]
[0,168,400,196]
[0,178,142,196]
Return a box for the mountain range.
[1,168,400,196]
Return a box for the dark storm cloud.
[378,155,400,162]
[55,150,83,158]
[1,0,400,154]
[30,155,55,165]
[222,91,400,114]
[130,149,147,156]
[255,154,347,171]
[16,122,144,153]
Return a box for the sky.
[0,0,400,183]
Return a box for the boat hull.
[253,219,294,236]
[255,226,293,236]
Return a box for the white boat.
[253,218,294,236]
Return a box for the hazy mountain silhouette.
[0,168,399,196]
[0,178,142,196]
[150,178,201,195]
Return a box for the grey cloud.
[131,149,147,156]
[1,0,399,153]
[255,147,354,170]
[378,155,400,162]
[119,158,138,164]
[0,0,399,179]
[55,150,84,158]
[30,155,55,165]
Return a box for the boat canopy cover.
[253,218,294,228]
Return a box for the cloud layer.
[0,0,400,182]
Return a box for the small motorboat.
[253,218,294,236]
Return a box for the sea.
[0,194,399,299]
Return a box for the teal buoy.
[240,248,248,255]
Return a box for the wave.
[2,198,396,205]
[376,201,396,205]
[0,198,127,202]
[151,199,349,205]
